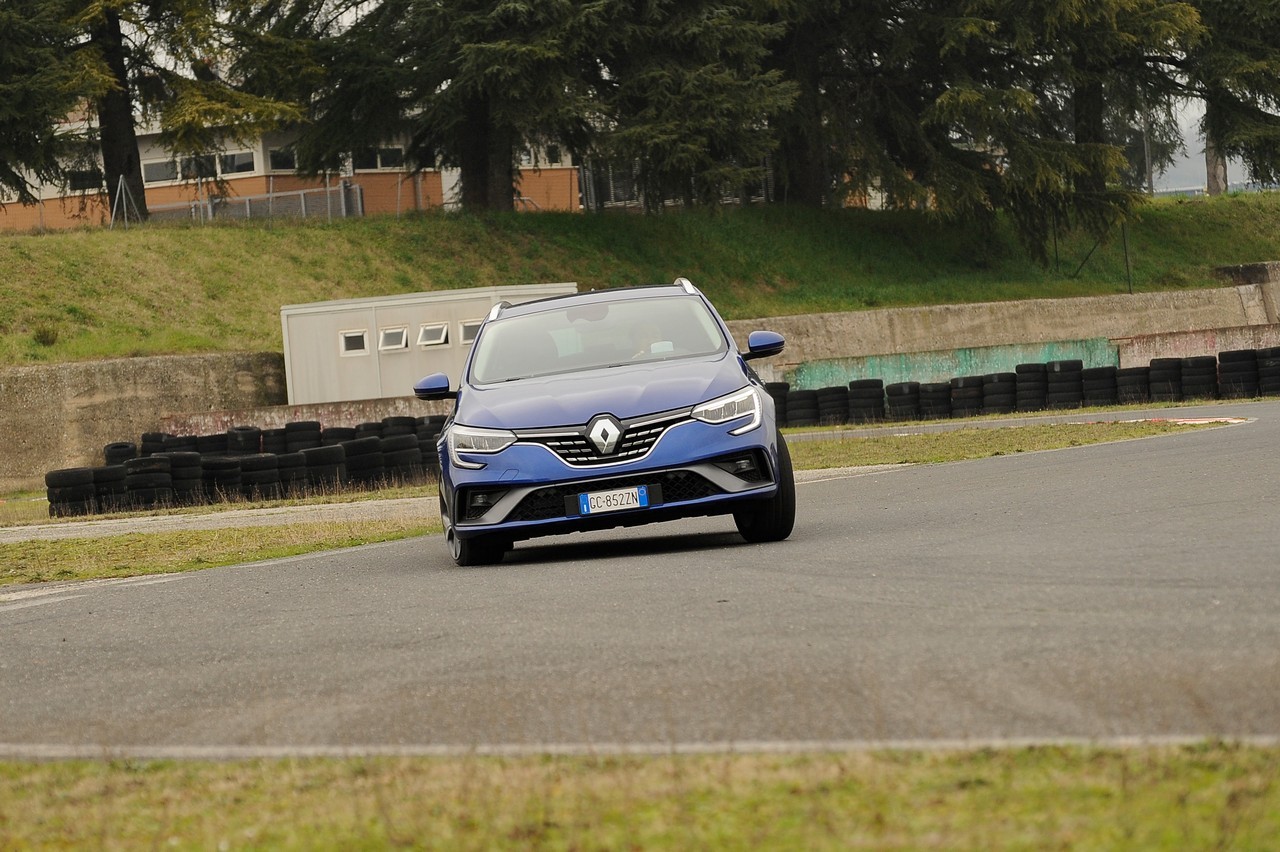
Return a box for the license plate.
[579,485,649,515]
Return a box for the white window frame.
[417,322,449,347]
[378,326,409,352]
[340,329,369,357]
[459,319,484,345]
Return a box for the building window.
[352,147,406,171]
[269,148,297,171]
[417,322,449,347]
[378,326,409,352]
[221,151,255,174]
[545,146,562,166]
[143,160,178,184]
[68,169,104,192]
[340,329,368,356]
[181,155,217,180]
[459,319,483,345]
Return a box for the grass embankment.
[2,744,1277,848]
[0,419,1209,587]
[5,192,1280,364]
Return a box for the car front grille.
[517,411,689,467]
[505,470,723,523]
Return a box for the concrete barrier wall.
[727,280,1280,384]
[0,353,285,493]
[5,274,1280,492]
[790,338,1119,390]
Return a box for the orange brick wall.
[1,167,578,233]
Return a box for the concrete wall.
[6,271,1280,492]
[1,353,285,493]
[726,277,1280,387]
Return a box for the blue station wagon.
[414,278,795,565]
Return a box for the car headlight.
[448,424,517,469]
[692,387,761,435]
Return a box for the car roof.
[493,279,700,320]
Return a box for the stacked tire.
[1045,360,1084,409]
[1148,357,1183,402]
[381,433,424,482]
[285,420,323,452]
[950,376,983,418]
[94,465,128,513]
[46,467,97,517]
[104,441,137,466]
[239,453,282,501]
[201,456,242,501]
[302,444,346,490]
[161,451,204,505]
[124,456,172,509]
[885,382,920,420]
[341,436,385,486]
[786,390,819,427]
[418,416,446,478]
[1259,346,1280,396]
[277,452,308,496]
[816,386,850,426]
[918,382,952,419]
[1217,349,1259,399]
[1116,367,1151,404]
[226,426,262,455]
[1015,363,1048,412]
[1180,356,1218,400]
[981,373,1016,415]
[847,379,885,423]
[1081,366,1118,407]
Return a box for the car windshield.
[470,294,729,384]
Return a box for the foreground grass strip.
[0,520,436,586]
[787,420,1210,468]
[0,744,1276,848]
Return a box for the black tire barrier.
[1014,364,1048,412]
[1218,349,1259,399]
[226,425,262,455]
[261,428,289,454]
[382,415,418,436]
[1149,357,1183,402]
[950,376,983,417]
[201,456,243,502]
[1116,366,1150,404]
[785,390,819,427]
[1081,366,1118,407]
[321,426,357,445]
[1181,356,1218,400]
[355,421,384,439]
[94,464,128,513]
[46,467,98,517]
[816,386,850,426]
[161,434,199,453]
[918,382,952,419]
[196,433,229,455]
[103,441,138,465]
[139,432,170,457]
[885,382,920,420]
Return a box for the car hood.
[456,353,749,429]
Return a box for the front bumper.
[444,419,779,541]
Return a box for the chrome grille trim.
[514,409,693,467]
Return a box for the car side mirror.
[743,330,785,361]
[413,372,453,400]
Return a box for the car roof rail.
[487,301,512,321]
[673,277,698,295]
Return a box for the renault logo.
[587,415,623,455]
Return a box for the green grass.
[1,744,1276,848]
[5,193,1280,364]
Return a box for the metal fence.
[146,182,365,225]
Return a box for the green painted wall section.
[789,338,1118,390]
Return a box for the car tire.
[734,432,796,544]
[442,495,507,566]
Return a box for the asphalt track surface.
[2,402,1279,759]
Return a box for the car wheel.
[734,432,796,543]
[441,495,507,566]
